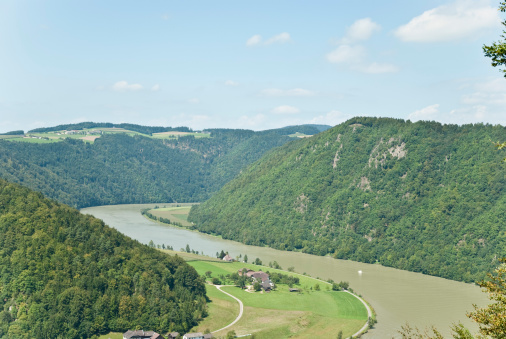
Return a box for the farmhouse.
[182,333,213,339]
[239,268,274,291]
[222,254,234,261]
[123,330,165,339]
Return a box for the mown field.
[147,205,194,227]
[187,260,369,338]
[5,128,210,144]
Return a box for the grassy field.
[148,206,194,227]
[187,260,369,338]
[5,128,211,143]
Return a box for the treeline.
[0,179,207,338]
[28,122,192,135]
[141,209,184,227]
[0,130,24,135]
[189,117,506,282]
[0,126,321,208]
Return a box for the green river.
[82,203,489,338]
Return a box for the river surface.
[82,203,489,338]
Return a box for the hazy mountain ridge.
[188,117,506,282]
[0,179,206,338]
[0,125,326,208]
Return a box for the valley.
[82,203,490,338]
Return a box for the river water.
[82,203,489,338]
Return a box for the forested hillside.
[189,117,506,282]
[0,126,324,208]
[0,179,207,338]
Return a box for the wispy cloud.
[246,35,262,46]
[271,105,300,114]
[341,18,380,44]
[188,98,200,104]
[112,81,143,92]
[310,110,351,126]
[327,18,397,74]
[246,33,291,46]
[151,84,160,92]
[395,0,500,42]
[408,104,440,121]
[262,88,315,97]
[265,32,291,45]
[225,80,239,86]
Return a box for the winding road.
[211,285,244,334]
[346,290,373,338]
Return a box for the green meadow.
[187,259,369,338]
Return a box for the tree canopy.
[0,179,207,338]
[483,1,506,76]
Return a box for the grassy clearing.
[6,128,211,143]
[187,259,369,338]
[194,285,239,334]
[148,206,193,227]
[98,333,123,339]
[159,249,223,262]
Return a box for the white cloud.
[246,35,262,46]
[341,18,381,44]
[310,110,351,126]
[225,80,239,86]
[395,0,500,42]
[271,105,300,114]
[408,104,440,121]
[246,32,291,46]
[462,78,506,105]
[326,45,365,64]
[327,46,398,74]
[262,88,315,96]
[112,81,143,92]
[188,98,200,104]
[151,84,160,92]
[161,14,169,20]
[356,62,399,74]
[265,32,291,45]
[237,114,266,128]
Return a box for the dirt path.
[346,290,373,337]
[211,285,244,334]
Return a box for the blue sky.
[1,0,505,132]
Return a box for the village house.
[167,332,179,339]
[182,333,213,339]
[238,268,274,291]
[123,330,165,339]
[222,254,234,261]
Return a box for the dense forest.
[188,117,506,283]
[0,179,207,338]
[0,125,326,208]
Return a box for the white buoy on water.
[358,270,363,275]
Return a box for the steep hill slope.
[188,117,506,282]
[0,179,206,338]
[0,125,325,208]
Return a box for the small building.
[289,288,300,292]
[222,254,234,262]
[123,330,165,339]
[167,333,180,339]
[238,268,254,276]
[183,333,204,339]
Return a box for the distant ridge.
[29,122,192,136]
[189,117,506,282]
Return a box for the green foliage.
[0,130,24,136]
[189,118,506,282]
[483,2,506,76]
[0,125,323,209]
[0,180,206,338]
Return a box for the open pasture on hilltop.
[152,131,210,139]
[188,260,369,338]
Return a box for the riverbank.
[82,203,489,338]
